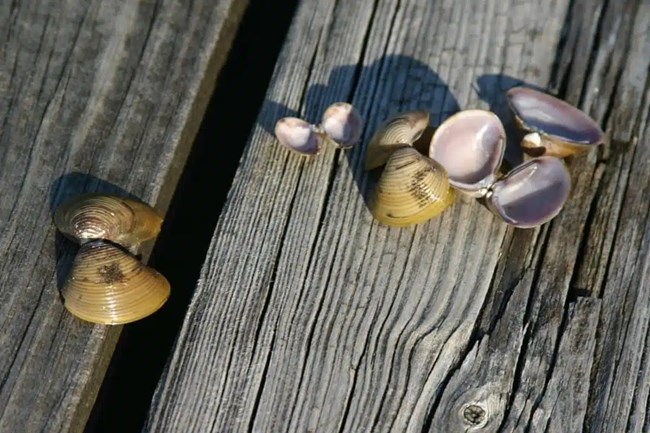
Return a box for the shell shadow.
[474,74,546,171]
[49,172,138,294]
[260,55,461,207]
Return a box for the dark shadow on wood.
[260,55,461,207]
[49,173,137,293]
[83,0,300,432]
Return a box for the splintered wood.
[146,0,649,432]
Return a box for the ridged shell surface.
[365,111,429,170]
[54,194,162,250]
[62,240,170,325]
[370,147,454,227]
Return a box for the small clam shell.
[486,156,571,228]
[429,110,506,197]
[62,240,170,324]
[54,194,162,251]
[370,147,455,227]
[507,87,604,158]
[320,102,363,148]
[365,111,429,170]
[274,117,323,155]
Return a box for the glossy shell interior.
[507,87,604,148]
[429,110,505,196]
[487,156,571,228]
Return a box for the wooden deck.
[1,0,649,432]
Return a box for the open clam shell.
[486,156,571,228]
[507,87,604,158]
[54,194,162,251]
[62,240,170,325]
[320,102,363,148]
[365,111,429,170]
[274,117,323,156]
[429,110,506,197]
[370,147,454,227]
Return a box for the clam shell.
[274,117,323,155]
[370,147,454,227]
[507,87,604,158]
[429,110,505,197]
[320,102,363,148]
[54,194,162,251]
[365,111,429,170]
[62,240,170,325]
[487,156,571,228]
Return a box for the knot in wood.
[462,404,486,425]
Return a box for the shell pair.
[367,88,604,228]
[54,194,170,325]
[274,102,363,155]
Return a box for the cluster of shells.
[54,194,170,325]
[275,88,604,228]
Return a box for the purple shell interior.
[274,117,320,155]
[321,103,363,147]
[429,110,505,192]
[507,87,603,145]
[489,156,571,228]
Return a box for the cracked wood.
[146,0,650,432]
[0,0,246,431]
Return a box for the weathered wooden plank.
[146,0,650,432]
[0,0,247,431]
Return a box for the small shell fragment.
[429,110,506,197]
[62,240,170,325]
[54,194,162,251]
[507,87,604,158]
[365,111,429,170]
[370,147,455,227]
[274,117,323,156]
[321,102,363,148]
[486,156,571,228]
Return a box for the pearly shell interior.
[487,156,571,228]
[274,117,322,155]
[321,102,363,148]
[429,110,505,196]
[507,87,604,157]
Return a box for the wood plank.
[0,0,247,431]
[146,0,650,431]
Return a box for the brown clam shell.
[62,240,170,325]
[365,111,429,170]
[54,194,162,251]
[370,147,455,227]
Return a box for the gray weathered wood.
[0,0,247,431]
[146,0,650,431]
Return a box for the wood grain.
[0,0,246,431]
[146,0,650,431]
